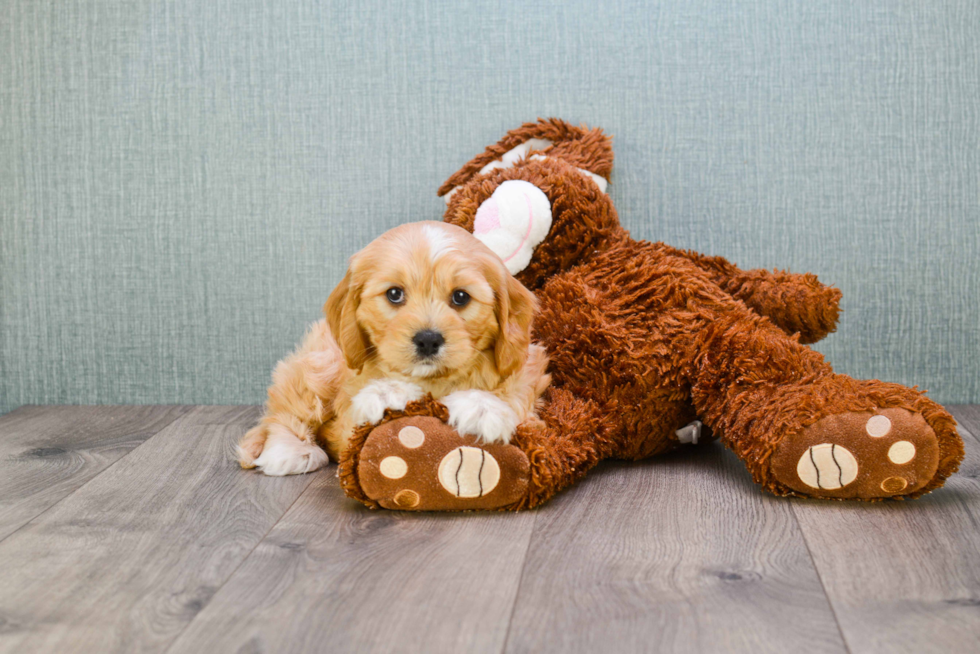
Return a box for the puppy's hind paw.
[237,425,268,469]
[350,379,425,426]
[252,425,329,476]
[442,390,519,444]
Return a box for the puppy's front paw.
[350,379,424,426]
[442,390,518,444]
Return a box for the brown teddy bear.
[338,118,964,511]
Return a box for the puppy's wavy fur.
[238,221,550,476]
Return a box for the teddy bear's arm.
[663,246,842,344]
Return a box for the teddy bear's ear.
[472,179,553,275]
[438,118,612,204]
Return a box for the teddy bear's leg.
[659,245,842,344]
[339,389,621,511]
[688,305,964,499]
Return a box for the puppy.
[237,221,550,476]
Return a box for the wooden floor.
[0,406,978,653]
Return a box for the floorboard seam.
[0,404,41,425]
[950,414,979,446]
[160,469,321,654]
[498,509,539,654]
[946,414,980,532]
[0,405,193,548]
[790,505,854,654]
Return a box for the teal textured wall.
[2,0,978,414]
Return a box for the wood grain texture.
[792,408,980,654]
[949,405,980,442]
[167,474,537,654]
[503,442,846,654]
[3,406,978,653]
[0,406,313,654]
[0,405,190,541]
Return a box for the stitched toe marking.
[888,440,916,464]
[393,489,420,508]
[866,415,892,438]
[379,456,408,479]
[881,476,909,493]
[398,426,425,449]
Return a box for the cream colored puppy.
[238,221,550,476]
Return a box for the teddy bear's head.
[440,119,624,291]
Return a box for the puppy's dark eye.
[386,287,405,305]
[450,289,470,307]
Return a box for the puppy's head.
[324,221,536,380]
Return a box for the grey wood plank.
[949,405,980,442]
[504,443,847,654]
[0,405,190,541]
[792,407,980,654]
[167,474,537,654]
[0,405,314,654]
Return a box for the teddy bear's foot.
[355,416,530,511]
[770,408,941,499]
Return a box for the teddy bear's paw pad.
[438,447,501,498]
[357,416,529,511]
[770,408,940,499]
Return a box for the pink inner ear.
[501,191,534,263]
[474,198,501,234]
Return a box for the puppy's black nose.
[413,329,445,358]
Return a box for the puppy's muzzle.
[413,329,445,359]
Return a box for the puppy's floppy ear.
[324,269,371,371]
[493,269,537,378]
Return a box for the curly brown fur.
[667,248,843,344]
[438,118,614,198]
